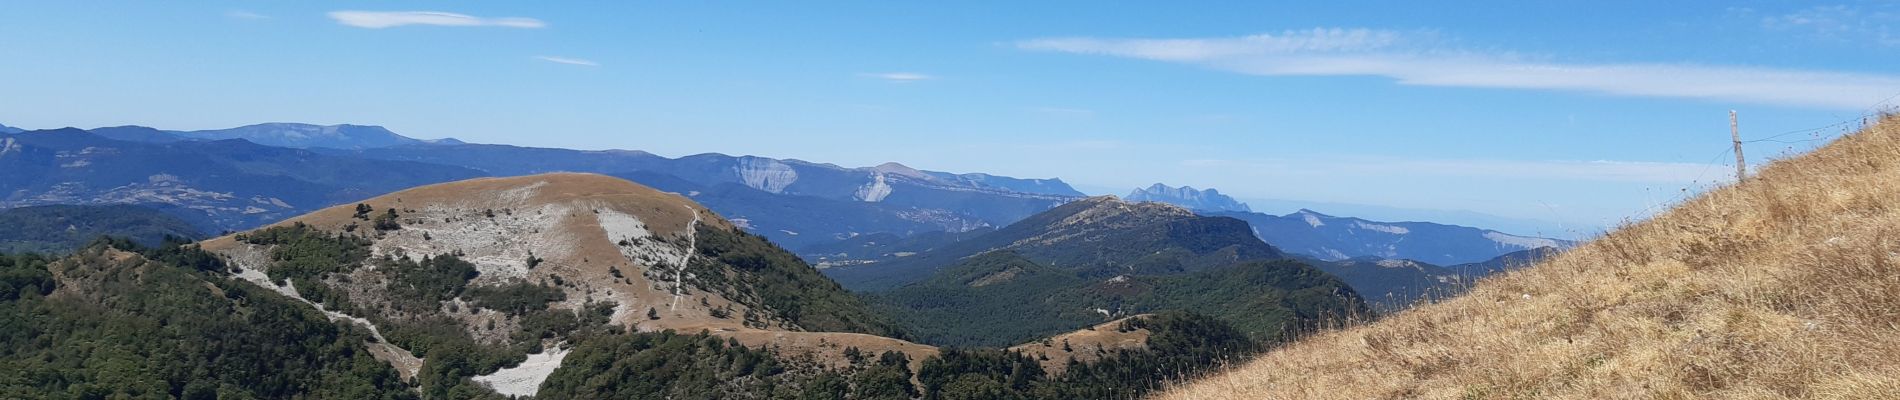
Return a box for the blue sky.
[3,1,1898,237]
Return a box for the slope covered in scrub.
[1161,115,1900,399]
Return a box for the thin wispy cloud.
[861,72,936,82]
[1017,28,1900,110]
[225,10,269,20]
[1760,5,1899,47]
[535,56,600,67]
[328,11,545,29]
[1180,156,1727,184]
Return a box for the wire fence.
[1565,93,1900,239]
[1698,95,1900,182]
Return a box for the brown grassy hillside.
[1159,115,1900,399]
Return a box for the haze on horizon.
[4,1,1898,235]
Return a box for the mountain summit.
[201,173,928,395]
[833,195,1359,347]
[825,195,1284,291]
[1127,183,1252,213]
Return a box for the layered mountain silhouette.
[1213,209,1572,266]
[1126,183,1251,212]
[0,128,485,230]
[1115,184,1570,265]
[87,122,460,149]
[10,121,1563,269]
[323,143,1081,247]
[7,123,1086,251]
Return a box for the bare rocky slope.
[1161,116,1900,399]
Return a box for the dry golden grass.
[1158,115,1900,400]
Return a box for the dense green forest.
[910,312,1257,400]
[685,225,906,338]
[866,251,1094,346]
[537,311,1258,400]
[0,240,413,399]
[0,204,204,254]
[870,252,1368,347]
[538,331,918,399]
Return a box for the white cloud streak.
[328,11,545,29]
[1017,28,1900,110]
[1180,156,1728,184]
[534,56,600,67]
[860,72,936,82]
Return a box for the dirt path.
[231,264,425,379]
[671,206,700,311]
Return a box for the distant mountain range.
[1126,183,1251,212]
[1213,209,1573,266]
[0,128,485,230]
[1237,196,1580,240]
[4,120,1566,269]
[319,143,1081,249]
[1304,247,1558,312]
[90,122,462,149]
[3,123,1083,250]
[1120,184,1571,265]
[0,123,21,134]
[84,121,1085,249]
